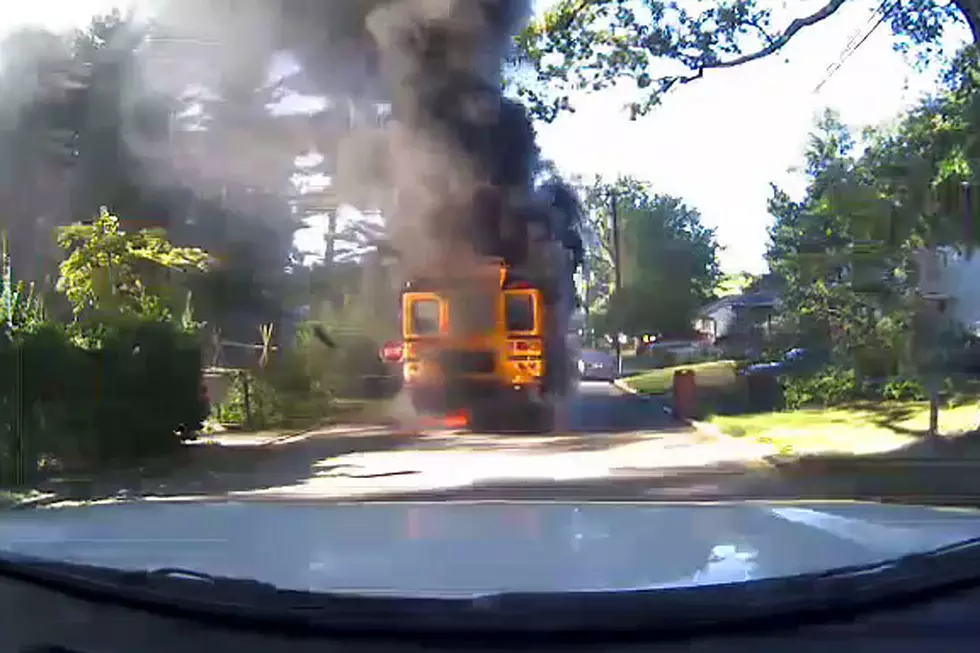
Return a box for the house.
[694,290,779,346]
[915,248,980,336]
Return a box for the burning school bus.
[380,256,567,432]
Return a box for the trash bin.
[673,369,697,419]
[746,374,783,412]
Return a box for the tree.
[56,207,209,321]
[763,91,980,377]
[514,0,976,121]
[715,271,761,296]
[585,177,721,336]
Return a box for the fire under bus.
[380,256,561,432]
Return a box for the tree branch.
[684,0,850,81]
[745,18,776,45]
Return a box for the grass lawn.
[622,360,738,394]
[709,399,980,458]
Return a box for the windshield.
[5,0,980,616]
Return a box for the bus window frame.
[403,293,446,337]
[504,289,540,335]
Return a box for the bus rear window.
[505,293,535,332]
[408,298,440,335]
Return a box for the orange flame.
[416,411,469,430]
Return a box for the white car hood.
[1,500,980,598]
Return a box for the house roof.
[698,291,777,317]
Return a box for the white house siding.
[916,248,980,335]
[696,304,735,339]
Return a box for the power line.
[814,0,893,93]
[828,0,885,70]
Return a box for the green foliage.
[0,318,206,483]
[782,367,953,409]
[56,207,210,321]
[783,367,859,410]
[583,176,721,336]
[212,323,398,430]
[514,0,973,121]
[715,272,759,297]
[95,319,209,449]
[880,377,929,401]
[764,73,980,381]
[1,233,46,337]
[217,372,291,430]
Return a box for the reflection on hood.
[692,543,759,585]
[1,501,980,598]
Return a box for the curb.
[615,378,776,470]
[258,424,324,447]
[613,379,697,428]
[612,378,640,395]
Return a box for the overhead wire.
[813,0,895,93]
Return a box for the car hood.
[2,500,980,598]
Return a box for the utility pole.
[610,189,623,376]
[582,254,591,347]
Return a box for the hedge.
[0,320,207,484]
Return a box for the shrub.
[0,318,206,480]
[879,377,928,401]
[212,325,403,429]
[783,366,858,409]
[781,367,955,409]
[0,323,87,482]
[93,320,207,461]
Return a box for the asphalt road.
[38,381,980,509]
[122,381,774,505]
[27,382,785,508]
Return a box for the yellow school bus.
[388,258,555,432]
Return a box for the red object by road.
[672,369,697,419]
[379,340,403,363]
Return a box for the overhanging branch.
[680,0,850,83]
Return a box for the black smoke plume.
[152,0,582,284]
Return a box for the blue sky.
[4,0,970,274]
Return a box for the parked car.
[740,348,827,378]
[640,340,704,367]
[578,349,617,381]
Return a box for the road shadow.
[20,388,699,506]
[310,451,980,509]
[32,428,424,504]
[571,386,680,433]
